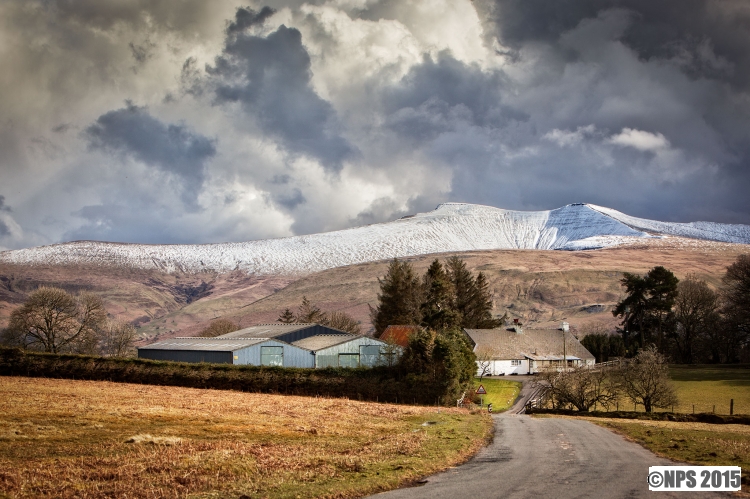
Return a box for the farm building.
[292,334,390,368]
[138,323,392,368]
[463,326,595,376]
[138,337,314,367]
[380,325,420,347]
[217,323,351,343]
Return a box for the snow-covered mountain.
[2,203,749,275]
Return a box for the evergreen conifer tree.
[469,272,502,328]
[370,259,422,336]
[277,308,296,323]
[296,296,327,324]
[421,259,461,331]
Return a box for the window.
[261,346,283,366]
[360,345,381,366]
[511,359,522,366]
[338,353,360,368]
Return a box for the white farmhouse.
[463,326,595,376]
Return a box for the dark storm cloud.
[226,6,276,34]
[274,188,306,210]
[208,8,354,171]
[0,196,12,238]
[354,0,750,224]
[128,39,155,66]
[68,203,197,244]
[85,102,216,205]
[484,0,750,88]
[383,52,526,141]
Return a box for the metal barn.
[137,337,314,367]
[292,335,389,368]
[217,323,351,343]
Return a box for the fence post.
[730,399,734,416]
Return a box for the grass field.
[0,376,492,499]
[668,365,750,415]
[472,378,521,411]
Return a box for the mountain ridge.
[2,203,749,276]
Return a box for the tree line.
[605,254,750,363]
[0,286,135,357]
[370,256,502,335]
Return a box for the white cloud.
[543,125,597,147]
[608,128,671,151]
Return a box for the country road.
[368,380,730,499]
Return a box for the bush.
[0,347,458,406]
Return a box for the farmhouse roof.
[380,325,419,347]
[464,328,595,361]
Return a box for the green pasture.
[472,378,521,412]
[668,365,750,415]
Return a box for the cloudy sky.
[1,0,749,250]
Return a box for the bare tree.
[100,320,137,357]
[536,366,619,412]
[4,287,107,354]
[618,346,678,412]
[672,275,718,363]
[198,319,239,337]
[474,345,499,381]
[325,311,361,335]
[720,254,750,362]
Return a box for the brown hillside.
[1,237,746,344]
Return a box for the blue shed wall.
[233,340,314,368]
[315,337,388,368]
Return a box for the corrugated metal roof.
[464,328,595,361]
[380,325,419,347]
[292,334,360,351]
[218,323,315,339]
[139,337,271,352]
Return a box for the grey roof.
[218,323,315,339]
[292,334,360,351]
[138,337,272,352]
[464,328,595,361]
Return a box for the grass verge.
[472,378,521,411]
[589,418,750,495]
[0,376,492,499]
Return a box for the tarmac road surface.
[368,380,730,499]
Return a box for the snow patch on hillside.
[1,203,748,275]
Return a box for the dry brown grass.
[0,376,490,499]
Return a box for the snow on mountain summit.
[2,203,749,275]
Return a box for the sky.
[1,0,750,250]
